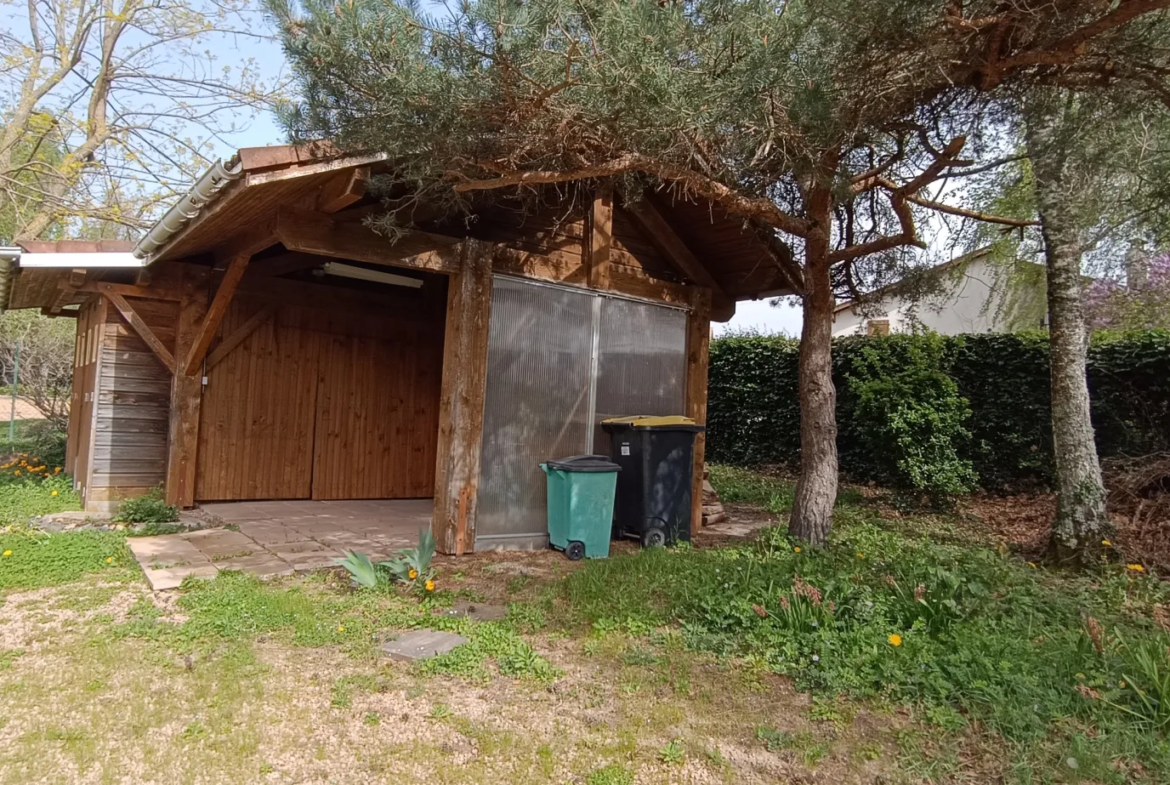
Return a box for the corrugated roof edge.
[133,156,244,262]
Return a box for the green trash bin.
[540,455,621,560]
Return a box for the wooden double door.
[194,285,446,501]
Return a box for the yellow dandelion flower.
[888,634,903,647]
[105,557,113,564]
[338,625,346,633]
[2,549,11,557]
[1101,539,1112,547]
[1127,564,1145,573]
[51,490,58,496]
[1027,562,1037,569]
[856,553,864,558]
[408,568,418,580]
[13,470,20,476]
[54,467,61,473]
[425,579,435,592]
[793,546,801,553]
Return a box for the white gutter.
[132,157,244,262]
[18,252,144,268]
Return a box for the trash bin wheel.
[641,526,667,548]
[564,541,586,561]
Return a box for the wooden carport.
[3,143,795,554]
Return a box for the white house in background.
[832,248,1049,337]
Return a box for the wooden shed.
[0,144,794,553]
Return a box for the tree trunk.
[789,182,838,546]
[1025,95,1114,566]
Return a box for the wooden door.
[194,284,445,502]
[311,309,443,499]
[195,301,321,500]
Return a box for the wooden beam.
[205,305,275,371]
[317,166,368,213]
[214,219,277,263]
[48,269,87,314]
[183,252,250,375]
[102,290,176,374]
[433,239,494,556]
[685,288,712,538]
[246,252,326,279]
[165,266,210,508]
[275,206,463,274]
[621,194,735,320]
[588,185,613,289]
[77,281,183,301]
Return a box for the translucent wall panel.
[593,297,688,451]
[477,277,689,550]
[476,278,594,548]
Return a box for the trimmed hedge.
[707,331,1170,490]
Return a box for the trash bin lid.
[601,415,705,431]
[543,455,622,472]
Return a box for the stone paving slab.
[128,500,433,589]
[382,629,469,661]
[140,564,219,591]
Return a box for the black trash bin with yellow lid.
[601,415,705,548]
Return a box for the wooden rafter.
[205,305,276,371]
[49,269,87,314]
[274,206,463,274]
[317,166,368,213]
[621,194,734,320]
[101,288,176,374]
[183,252,251,375]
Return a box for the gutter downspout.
[0,247,23,314]
[132,156,245,263]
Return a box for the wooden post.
[433,240,494,555]
[587,185,613,290]
[165,266,209,507]
[686,287,713,537]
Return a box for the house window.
[867,319,890,336]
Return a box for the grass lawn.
[1,467,1168,783]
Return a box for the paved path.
[127,499,432,590]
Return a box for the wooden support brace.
[77,280,183,301]
[102,289,176,374]
[588,185,613,289]
[317,166,368,213]
[205,305,276,371]
[685,288,713,538]
[433,240,494,556]
[621,193,735,320]
[183,252,251,375]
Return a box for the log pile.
[701,464,727,526]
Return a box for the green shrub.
[846,334,976,499]
[113,486,178,525]
[707,331,1170,490]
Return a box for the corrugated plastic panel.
[593,297,688,450]
[476,277,594,548]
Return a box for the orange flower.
[1127,564,1145,573]
[424,579,435,592]
[408,568,419,580]
[888,634,903,647]
[13,470,20,476]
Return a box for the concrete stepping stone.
[435,602,508,622]
[212,552,295,579]
[382,629,469,661]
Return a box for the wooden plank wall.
[196,283,446,502]
[88,296,178,501]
